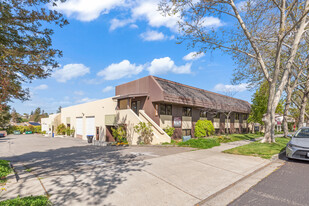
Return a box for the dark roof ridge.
[152,75,250,105]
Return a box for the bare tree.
[160,0,309,142]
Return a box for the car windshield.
[294,128,309,138]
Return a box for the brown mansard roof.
[153,76,251,113]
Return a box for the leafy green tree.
[0,105,11,128]
[0,0,68,108]
[159,0,309,143]
[57,106,62,114]
[248,81,284,125]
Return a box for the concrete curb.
[195,160,273,206]
[195,160,285,206]
[6,163,18,183]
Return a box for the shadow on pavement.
[2,145,150,205]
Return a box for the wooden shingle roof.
[153,76,251,113]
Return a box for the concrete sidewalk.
[95,140,271,206]
[0,163,45,201]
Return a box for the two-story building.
[42,76,251,145]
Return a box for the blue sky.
[11,0,253,114]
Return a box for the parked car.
[0,133,5,138]
[286,127,309,161]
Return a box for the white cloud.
[214,83,249,93]
[76,97,97,104]
[130,24,138,29]
[132,1,180,32]
[110,18,134,31]
[147,57,191,75]
[53,0,128,22]
[97,60,143,80]
[140,30,165,41]
[183,52,205,61]
[74,91,84,96]
[53,64,90,83]
[34,84,48,90]
[102,86,114,93]
[200,16,223,27]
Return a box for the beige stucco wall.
[213,118,220,129]
[41,113,61,134]
[160,115,173,129]
[182,116,192,129]
[61,97,118,140]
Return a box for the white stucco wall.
[61,97,118,140]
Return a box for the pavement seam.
[143,169,202,201]
[22,164,50,197]
[195,160,277,206]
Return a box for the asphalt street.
[229,153,309,206]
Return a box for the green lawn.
[0,160,12,184]
[177,138,220,149]
[223,137,290,159]
[162,133,264,149]
[0,196,51,206]
[215,133,263,143]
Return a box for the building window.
[183,107,192,117]
[235,113,240,120]
[200,111,207,118]
[243,114,248,120]
[160,104,172,115]
[182,129,191,136]
[214,113,220,119]
[119,99,127,109]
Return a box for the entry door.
[131,101,141,115]
[76,117,83,136]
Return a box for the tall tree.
[0,0,68,110]
[0,105,11,128]
[160,0,309,142]
[248,81,284,125]
[57,106,62,113]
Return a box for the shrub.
[134,122,153,144]
[70,129,75,136]
[66,128,71,136]
[111,126,127,143]
[194,120,215,138]
[56,123,66,135]
[164,126,175,137]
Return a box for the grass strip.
[0,160,12,184]
[223,137,290,159]
[0,196,51,206]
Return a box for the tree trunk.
[298,94,308,128]
[283,87,292,137]
[262,80,277,143]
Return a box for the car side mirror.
[287,134,293,138]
